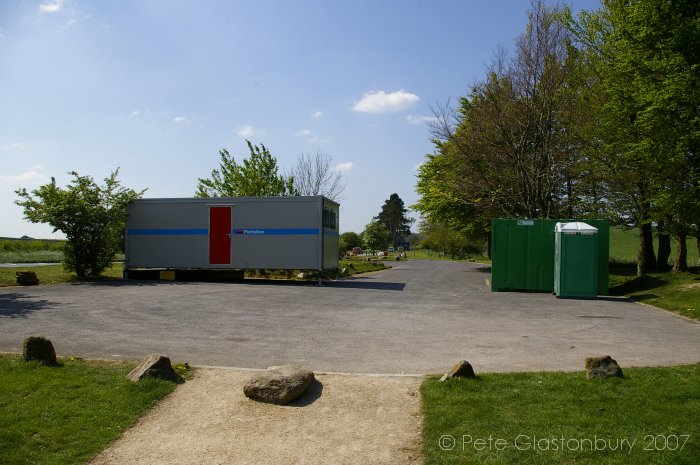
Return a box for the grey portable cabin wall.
[125,196,339,272]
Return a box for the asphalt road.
[1,260,698,374]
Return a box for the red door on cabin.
[209,206,231,265]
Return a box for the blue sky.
[0,0,599,238]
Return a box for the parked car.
[387,247,395,253]
[351,247,362,256]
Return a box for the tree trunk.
[656,220,671,271]
[637,222,656,276]
[486,232,492,259]
[565,177,574,218]
[673,231,688,272]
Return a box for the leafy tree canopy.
[339,231,362,251]
[361,219,391,254]
[196,140,295,197]
[15,169,145,278]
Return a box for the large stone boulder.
[23,336,57,365]
[127,354,182,383]
[16,271,39,286]
[585,355,623,379]
[440,360,476,381]
[243,365,315,405]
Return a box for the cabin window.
[323,208,337,230]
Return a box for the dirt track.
[90,368,423,465]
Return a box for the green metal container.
[554,222,598,298]
[491,218,609,294]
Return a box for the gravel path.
[90,368,423,465]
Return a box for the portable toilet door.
[554,222,598,298]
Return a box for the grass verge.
[609,263,700,320]
[0,354,180,465]
[422,364,699,465]
[0,263,124,287]
[406,249,490,263]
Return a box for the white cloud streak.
[39,1,62,13]
[237,125,265,137]
[295,129,311,137]
[406,114,438,124]
[334,162,354,173]
[310,110,323,119]
[0,164,48,184]
[1,142,25,151]
[352,89,419,113]
[172,116,189,124]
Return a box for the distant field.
[609,228,699,266]
[0,238,65,263]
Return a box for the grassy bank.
[609,263,700,320]
[0,354,179,465]
[406,249,489,263]
[422,364,700,465]
[0,263,124,287]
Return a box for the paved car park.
[0,260,698,374]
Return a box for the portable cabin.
[554,221,598,298]
[124,196,339,279]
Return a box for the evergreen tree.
[377,193,413,248]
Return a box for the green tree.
[339,231,362,254]
[361,219,391,254]
[377,193,413,248]
[15,170,145,278]
[569,0,700,274]
[416,1,589,253]
[418,219,482,259]
[196,140,295,197]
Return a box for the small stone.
[127,354,182,382]
[440,360,476,381]
[23,336,57,365]
[244,365,315,405]
[585,355,623,379]
[16,271,39,286]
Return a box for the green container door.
[554,222,598,298]
[491,219,555,292]
[491,218,609,294]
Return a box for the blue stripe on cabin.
[128,228,323,236]
[128,228,208,235]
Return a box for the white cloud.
[406,114,438,124]
[237,125,265,137]
[1,142,25,151]
[352,89,419,113]
[0,164,48,184]
[295,129,311,137]
[310,110,323,119]
[130,110,141,117]
[39,1,62,13]
[334,162,354,173]
[307,136,327,144]
[172,116,189,124]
